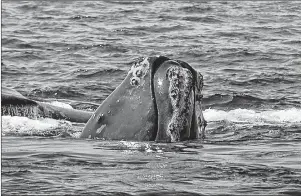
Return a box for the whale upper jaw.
[80,56,206,142]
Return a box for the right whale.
[80,56,207,142]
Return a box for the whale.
[1,56,206,142]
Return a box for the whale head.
[80,56,206,142]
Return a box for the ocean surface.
[1,1,301,195]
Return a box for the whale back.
[1,87,93,123]
[2,87,37,106]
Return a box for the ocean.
[1,1,301,195]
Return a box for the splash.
[48,101,73,109]
[118,141,154,152]
[204,108,301,124]
[2,101,73,118]
[1,116,81,137]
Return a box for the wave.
[216,31,249,38]
[2,38,26,47]
[66,43,129,53]
[15,43,43,50]
[204,108,301,124]
[131,24,189,33]
[229,77,296,86]
[204,108,301,143]
[202,94,300,109]
[1,37,44,50]
[17,4,39,11]
[1,116,82,137]
[178,5,213,13]
[1,63,28,76]
[5,52,46,61]
[69,15,98,20]
[29,86,85,99]
[182,16,222,23]
[13,42,128,54]
[105,0,151,5]
[76,68,125,78]
[113,28,147,36]
[282,40,301,45]
[32,16,54,20]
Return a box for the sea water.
[2,1,301,195]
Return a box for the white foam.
[1,116,72,136]
[119,141,154,152]
[204,108,301,124]
[48,101,73,109]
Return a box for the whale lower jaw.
[80,57,158,140]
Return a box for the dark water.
[2,1,301,195]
